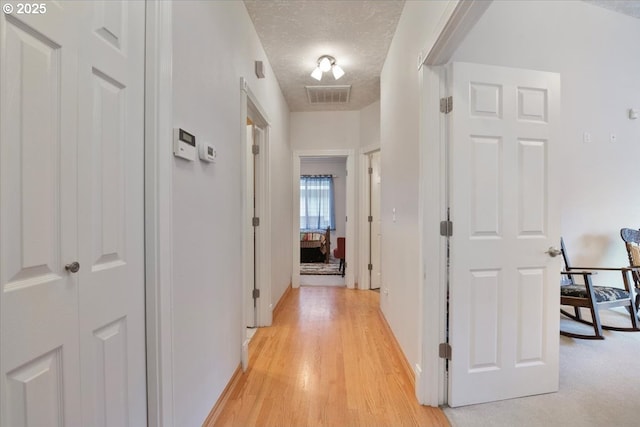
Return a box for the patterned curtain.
[300,175,335,230]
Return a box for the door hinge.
[440,220,453,237]
[368,167,373,174]
[252,217,260,227]
[368,263,373,271]
[368,215,373,223]
[439,343,452,360]
[252,144,259,155]
[252,289,260,299]
[440,96,453,114]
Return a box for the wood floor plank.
[209,286,450,427]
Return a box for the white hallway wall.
[171,1,291,425]
[291,102,382,161]
[361,100,381,148]
[379,0,451,382]
[291,111,361,152]
[450,0,640,281]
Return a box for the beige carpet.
[444,307,640,427]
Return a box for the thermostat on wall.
[173,128,196,161]
[199,143,217,162]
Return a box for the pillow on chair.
[629,243,640,267]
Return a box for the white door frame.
[358,145,380,290]
[416,0,492,406]
[417,64,449,407]
[241,78,273,328]
[292,150,356,289]
[144,1,175,425]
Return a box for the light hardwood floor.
[210,286,450,427]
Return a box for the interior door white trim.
[417,1,492,407]
[292,149,356,289]
[241,78,272,328]
[358,145,379,290]
[144,1,175,425]
[418,65,449,406]
[421,0,492,67]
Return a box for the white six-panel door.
[370,151,381,290]
[448,62,561,407]
[245,123,255,328]
[0,2,146,426]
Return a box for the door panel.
[448,62,560,407]
[89,68,126,270]
[6,349,64,427]
[517,268,545,364]
[518,139,546,235]
[93,0,125,50]
[470,136,500,236]
[1,2,146,425]
[77,2,146,425]
[3,11,65,290]
[253,126,264,326]
[468,269,499,372]
[246,123,255,328]
[92,318,128,426]
[1,4,82,426]
[370,151,381,290]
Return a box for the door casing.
[144,1,175,424]
[358,145,380,290]
[242,78,272,329]
[417,0,494,406]
[292,150,356,289]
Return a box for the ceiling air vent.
[305,85,351,105]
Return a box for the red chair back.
[333,237,345,259]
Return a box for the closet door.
[1,2,146,425]
[1,3,83,425]
[76,1,146,425]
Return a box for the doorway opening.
[292,150,356,289]
[240,79,272,372]
[366,150,381,290]
[299,157,347,287]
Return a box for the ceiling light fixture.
[310,55,345,81]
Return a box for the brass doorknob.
[546,247,562,257]
[65,262,80,273]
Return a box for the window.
[300,175,335,230]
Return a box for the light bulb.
[332,65,345,80]
[311,67,323,81]
[319,57,332,72]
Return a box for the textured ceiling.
[244,0,405,112]
[584,0,640,19]
[244,1,640,113]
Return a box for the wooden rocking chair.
[620,228,640,313]
[560,238,639,339]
